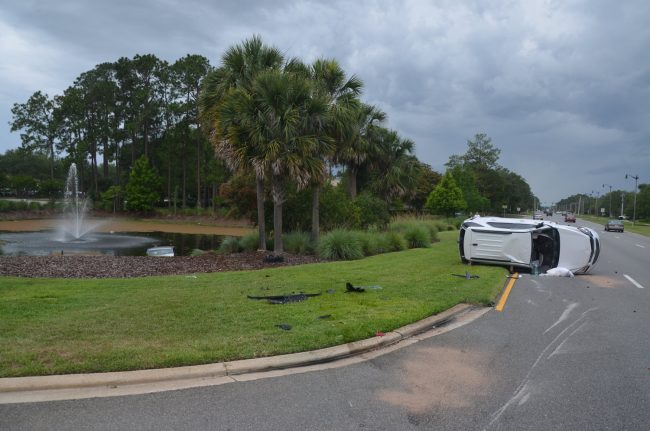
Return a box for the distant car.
[618,215,628,220]
[533,211,544,220]
[146,246,175,256]
[459,216,600,274]
[605,220,624,232]
[565,213,576,223]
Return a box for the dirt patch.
[581,275,624,289]
[377,347,491,413]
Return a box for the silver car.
[459,216,600,274]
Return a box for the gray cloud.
[1,0,649,204]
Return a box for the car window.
[487,222,537,229]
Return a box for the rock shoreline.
[0,253,321,279]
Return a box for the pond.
[0,231,226,257]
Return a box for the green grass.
[577,214,650,237]
[0,231,506,377]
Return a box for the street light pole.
[625,174,639,226]
[602,183,612,217]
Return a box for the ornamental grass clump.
[218,236,241,253]
[238,233,259,252]
[382,231,407,252]
[283,231,314,254]
[317,229,364,260]
[403,225,431,249]
[356,231,385,256]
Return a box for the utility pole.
[625,174,639,225]
[577,195,582,216]
[620,193,624,218]
[603,184,612,217]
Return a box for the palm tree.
[288,58,363,241]
[198,36,283,251]
[334,103,386,198]
[245,69,331,254]
[367,127,419,202]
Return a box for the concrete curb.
[0,303,476,396]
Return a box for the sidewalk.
[0,303,489,404]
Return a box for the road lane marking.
[496,273,518,312]
[635,244,645,248]
[624,274,645,289]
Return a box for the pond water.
[0,231,226,256]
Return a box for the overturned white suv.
[459,216,600,274]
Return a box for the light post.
[602,183,612,217]
[625,174,639,225]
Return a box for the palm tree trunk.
[311,184,320,242]
[256,175,267,251]
[272,175,283,254]
[349,167,358,198]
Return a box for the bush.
[218,236,241,253]
[403,225,431,249]
[238,233,259,252]
[354,192,390,229]
[283,231,314,254]
[356,231,383,256]
[317,229,364,260]
[382,231,407,252]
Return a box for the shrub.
[403,225,431,249]
[434,221,448,232]
[317,229,364,260]
[218,236,241,253]
[354,192,390,229]
[283,231,314,254]
[356,231,383,256]
[190,249,206,256]
[238,233,259,252]
[382,231,406,252]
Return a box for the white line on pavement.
[624,274,645,289]
[635,244,645,248]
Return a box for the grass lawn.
[0,231,506,377]
[577,215,650,237]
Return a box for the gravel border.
[0,253,322,279]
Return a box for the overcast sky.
[1,0,648,204]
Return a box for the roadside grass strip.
[0,231,505,377]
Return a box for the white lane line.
[624,274,645,289]
[615,236,620,239]
[635,244,645,248]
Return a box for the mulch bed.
[0,252,322,279]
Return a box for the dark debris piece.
[247,293,321,304]
[452,271,479,279]
[264,254,285,263]
[345,282,365,293]
[317,314,332,320]
[275,324,292,331]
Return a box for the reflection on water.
[0,231,226,257]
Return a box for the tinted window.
[487,222,537,230]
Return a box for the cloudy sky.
[1,0,648,204]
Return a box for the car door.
[465,228,532,265]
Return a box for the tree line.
[4,35,542,252]
[556,186,650,220]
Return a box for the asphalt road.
[2,215,649,430]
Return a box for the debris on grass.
[247,292,321,304]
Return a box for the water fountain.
[0,164,160,256]
[59,163,95,241]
